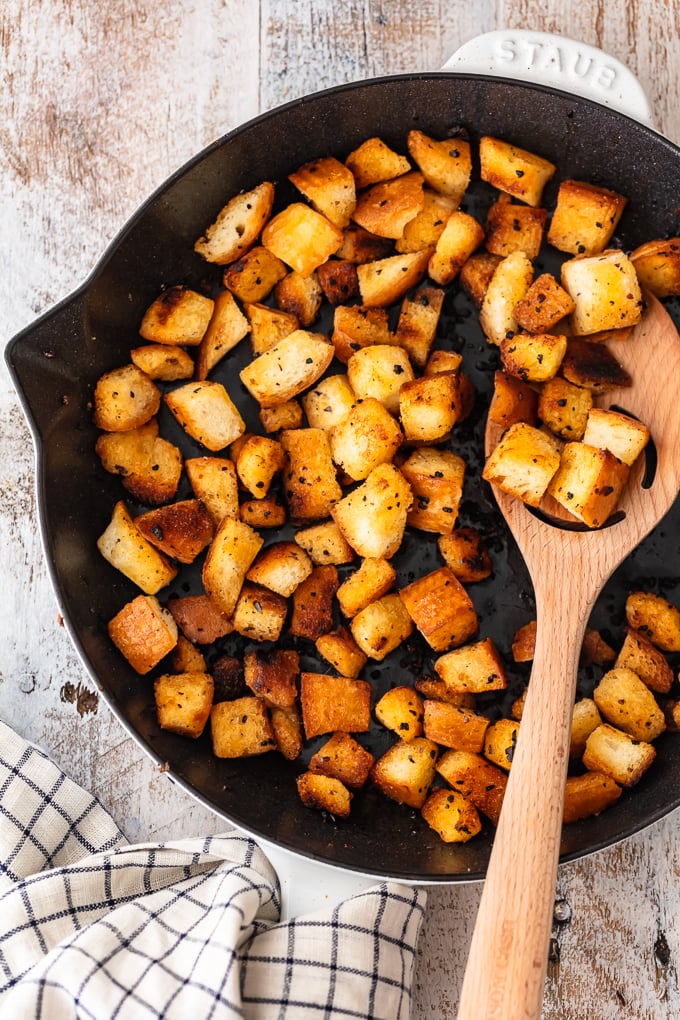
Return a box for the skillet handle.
[442,29,653,127]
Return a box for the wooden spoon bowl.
[457,294,680,1020]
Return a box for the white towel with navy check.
[0,721,425,1018]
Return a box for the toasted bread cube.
[330,397,403,480]
[344,136,411,188]
[626,592,680,653]
[289,565,338,640]
[479,251,534,346]
[427,210,485,286]
[483,718,520,771]
[309,732,374,789]
[171,635,207,673]
[488,370,538,429]
[280,428,342,522]
[108,594,178,675]
[547,179,627,256]
[155,672,214,739]
[294,520,356,566]
[570,697,603,758]
[352,171,425,239]
[392,286,445,368]
[537,377,592,440]
[426,352,465,381]
[434,637,506,693]
[202,517,263,617]
[630,237,680,297]
[316,627,367,678]
[485,195,547,260]
[396,191,457,254]
[97,500,177,594]
[580,628,617,667]
[349,593,413,661]
[139,286,214,346]
[582,723,656,787]
[398,372,459,442]
[347,345,414,414]
[560,337,631,393]
[582,408,650,466]
[316,259,360,305]
[374,686,424,742]
[371,737,439,809]
[259,400,303,434]
[421,788,481,843]
[121,437,182,506]
[289,156,357,228]
[240,330,333,408]
[240,498,286,530]
[615,628,674,694]
[211,696,277,758]
[500,332,567,383]
[357,249,431,307]
[547,442,629,528]
[401,447,466,535]
[563,772,622,824]
[424,700,490,752]
[336,225,394,263]
[561,250,643,335]
[297,772,352,817]
[222,245,287,304]
[247,541,312,596]
[479,136,556,206]
[271,706,304,761]
[233,583,287,642]
[460,252,503,308]
[94,364,161,432]
[234,435,285,498]
[511,621,536,664]
[244,648,299,709]
[514,272,576,333]
[274,270,323,328]
[302,374,356,431]
[212,655,247,701]
[483,422,561,507]
[436,749,507,825]
[130,344,194,382]
[437,527,492,584]
[400,567,478,653]
[244,301,298,355]
[96,419,159,478]
[407,130,472,202]
[332,304,391,363]
[261,202,342,275]
[300,672,372,739]
[336,557,396,618]
[165,381,245,451]
[166,594,233,644]
[414,678,475,709]
[332,464,413,559]
[194,181,274,264]
[195,290,250,379]
[185,456,239,527]
[134,499,214,564]
[593,667,666,742]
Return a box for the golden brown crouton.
[344,136,411,188]
[293,520,356,566]
[336,557,397,618]
[421,788,482,843]
[479,136,556,206]
[108,594,178,675]
[261,202,343,275]
[460,252,503,308]
[289,156,357,229]
[135,500,214,564]
[513,272,576,333]
[625,592,680,653]
[259,400,304,434]
[240,331,334,408]
[130,344,194,382]
[500,331,567,384]
[210,697,277,758]
[309,732,375,789]
[560,337,631,393]
[347,345,414,414]
[370,737,439,809]
[374,686,424,742]
[483,718,520,771]
[222,246,287,304]
[437,528,493,584]
[485,195,547,260]
[482,422,561,507]
[395,191,457,255]
[436,749,507,825]
[94,364,161,433]
[170,635,207,674]
[239,498,287,530]
[97,500,178,594]
[329,398,403,481]
[315,627,367,678]
[234,434,285,498]
[195,290,250,380]
[297,772,352,817]
[400,447,466,535]
[392,285,445,369]
[244,302,299,355]
[561,249,643,335]
[185,456,239,528]
[400,567,478,653]
[357,249,432,307]
[582,723,656,787]
[615,627,674,694]
[232,583,288,642]
[547,442,629,528]
[331,463,413,559]
[289,565,339,640]
[167,594,233,645]
[537,377,592,440]
[244,648,299,709]
[562,772,622,824]
[301,374,356,431]
[547,179,627,256]
[270,706,304,761]
[165,381,245,452]
[246,541,313,597]
[479,251,534,346]
[352,171,425,239]
[582,408,650,467]
[154,672,214,739]
[569,698,603,759]
[629,237,680,297]
[194,181,274,265]
[139,286,214,346]
[407,130,472,202]
[398,372,460,443]
[280,427,342,523]
[331,304,391,363]
[316,259,360,305]
[434,637,506,693]
[423,700,490,752]
[273,270,323,328]
[335,224,394,264]
[350,593,414,661]
[488,370,538,429]
[202,517,263,617]
[428,211,485,286]
[300,672,372,739]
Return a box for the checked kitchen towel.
[0,720,426,1019]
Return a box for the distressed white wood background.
[2,2,679,1016]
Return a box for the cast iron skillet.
[7,72,680,882]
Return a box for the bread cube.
[352,171,425,239]
[582,408,650,466]
[482,422,561,507]
[593,667,666,742]
[108,594,178,675]
[329,398,402,482]
[434,637,506,694]
[280,427,342,522]
[569,697,603,758]
[421,788,481,843]
[561,249,643,335]
[297,773,352,817]
[185,456,239,527]
[331,304,391,363]
[414,677,475,709]
[240,330,334,408]
[615,627,674,694]
[331,463,413,559]
[547,179,627,256]
[479,251,534,346]
[347,345,414,414]
[437,527,492,584]
[195,291,249,379]
[221,245,287,305]
[139,285,214,346]
[244,301,298,355]
[116,434,179,505]
[563,772,622,824]
[582,723,656,787]
[270,706,304,761]
[336,557,396,618]
[514,272,576,333]
[300,672,372,739]
[95,418,158,477]
[259,400,304,434]
[483,718,520,771]
[488,370,538,429]
[202,517,263,617]
[436,749,507,825]
[211,655,247,701]
[166,594,233,644]
[301,374,356,431]
[165,381,245,451]
[547,442,629,528]
[560,337,631,393]
[500,332,567,383]
[357,249,431,307]
[154,672,214,739]
[97,500,178,594]
[400,447,466,534]
[580,628,617,667]
[428,210,485,285]
[630,237,680,297]
[460,251,503,307]
[479,136,556,206]
[233,582,287,642]
[244,648,299,709]
[374,686,424,742]
[350,593,414,661]
[423,700,490,752]
[194,181,274,264]
[335,225,394,264]
[537,377,592,440]
[485,195,547,260]
[398,372,459,443]
[399,567,478,653]
[94,364,161,432]
[316,259,360,305]
[511,621,536,664]
[344,136,411,188]
[370,737,439,809]
[246,540,313,596]
[396,191,457,254]
[625,592,680,653]
[289,564,339,640]
[274,270,323,327]
[211,696,277,758]
[407,130,472,202]
[170,635,207,674]
[240,498,286,530]
[130,344,194,382]
[392,285,445,369]
[289,155,357,228]
[316,627,367,678]
[309,731,375,789]
[134,499,214,564]
[294,520,356,566]
[261,202,342,275]
[234,435,285,498]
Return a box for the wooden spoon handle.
[457,584,590,1020]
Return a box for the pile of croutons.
[93,127,680,844]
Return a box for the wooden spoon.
[457,293,680,1020]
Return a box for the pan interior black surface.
[7,73,680,881]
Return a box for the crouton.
[154,672,214,739]
[395,191,457,254]
[336,557,397,618]
[392,285,445,368]
[309,732,375,789]
[271,706,304,761]
[165,381,245,451]
[289,565,339,640]
[593,667,666,742]
[289,155,357,228]
[500,332,567,383]
[436,749,507,825]
[421,788,482,843]
[569,698,603,758]
[259,400,304,434]
[316,259,360,305]
[211,697,277,758]
[244,648,299,709]
[134,500,214,564]
[374,686,424,742]
[108,594,178,675]
[547,442,629,528]
[488,370,538,429]
[625,592,680,652]
[244,301,298,355]
[560,337,631,393]
[460,251,503,307]
[483,422,561,507]
[582,408,650,466]
[329,398,403,482]
[479,251,534,346]
[398,372,460,442]
[347,345,414,414]
[615,627,674,694]
[139,286,214,346]
[280,427,342,522]
[293,520,356,566]
[97,500,178,594]
[185,456,239,527]
[273,270,323,327]
[350,593,414,661]
[331,304,391,363]
[93,364,161,432]
[563,772,622,823]
[582,723,656,787]
[240,330,334,408]
[331,463,413,559]
[434,637,506,693]
[479,136,556,206]
[130,344,194,382]
[400,567,478,653]
[166,594,233,644]
[428,210,485,286]
[485,194,547,260]
[239,498,287,530]
[297,773,352,817]
[301,374,356,431]
[400,447,466,534]
[357,249,432,307]
[202,517,263,617]
[194,181,274,264]
[537,377,592,440]
[261,202,343,275]
[344,136,411,188]
[437,527,492,584]
[407,130,472,203]
[315,627,368,678]
[547,179,627,256]
[352,171,425,239]
[335,225,394,264]
[370,737,439,809]
[246,541,313,597]
[234,434,285,498]
[561,250,643,335]
[300,672,372,739]
[170,635,207,674]
[483,718,520,771]
[630,237,680,297]
[513,272,576,333]
[423,700,490,752]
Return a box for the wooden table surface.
[2,2,679,1016]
